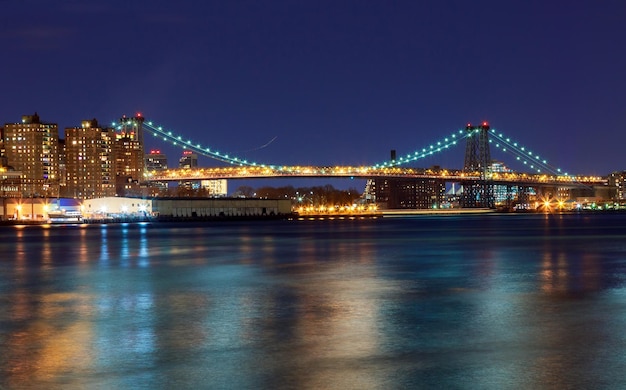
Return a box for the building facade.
[115,114,145,196]
[608,171,626,200]
[3,113,60,197]
[145,149,169,194]
[65,119,116,199]
[368,177,446,209]
[179,150,198,169]
[200,179,228,197]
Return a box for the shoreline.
[1,209,625,226]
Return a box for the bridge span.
[147,165,606,188]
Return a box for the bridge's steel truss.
[462,123,494,208]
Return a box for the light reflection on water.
[1,214,626,389]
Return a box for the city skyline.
[2,1,625,175]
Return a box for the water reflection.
[1,215,626,388]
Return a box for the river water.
[1,213,626,389]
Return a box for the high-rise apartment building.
[115,114,145,195]
[145,149,168,193]
[179,150,198,169]
[3,113,60,197]
[609,171,626,200]
[178,150,199,190]
[145,149,168,171]
[65,119,116,199]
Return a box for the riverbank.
[381,208,495,216]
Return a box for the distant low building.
[201,179,227,197]
[367,177,445,209]
[82,197,152,217]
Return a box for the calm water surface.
[1,213,626,389]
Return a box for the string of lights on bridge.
[371,124,570,177]
[130,117,571,177]
[488,129,568,176]
[141,121,267,167]
[371,129,472,169]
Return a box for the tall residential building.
[145,149,168,171]
[178,151,199,190]
[609,171,626,200]
[145,149,168,193]
[65,119,116,199]
[115,114,145,195]
[3,113,60,197]
[179,150,198,169]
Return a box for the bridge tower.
[461,122,494,208]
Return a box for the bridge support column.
[462,122,494,208]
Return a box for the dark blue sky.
[2,0,625,175]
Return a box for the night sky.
[3,0,625,177]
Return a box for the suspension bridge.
[115,115,606,208]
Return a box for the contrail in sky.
[236,136,278,152]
